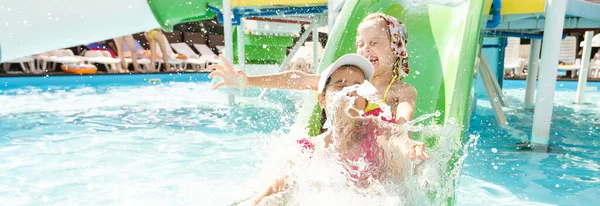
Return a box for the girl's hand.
[208,54,249,90]
[398,138,430,161]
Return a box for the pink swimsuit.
[297,117,386,186]
[342,120,386,186]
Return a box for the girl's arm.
[394,84,417,125]
[247,71,320,90]
[208,54,320,90]
[393,84,416,139]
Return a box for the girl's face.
[318,66,368,118]
[356,20,396,74]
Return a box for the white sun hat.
[317,53,374,94]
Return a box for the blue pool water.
[0,74,598,205]
[459,80,600,205]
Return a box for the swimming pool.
[0,74,598,205]
[459,80,600,205]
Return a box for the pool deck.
[3,71,598,83]
[506,76,600,82]
[0,70,211,78]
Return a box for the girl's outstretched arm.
[208,54,320,90]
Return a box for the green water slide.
[232,28,295,65]
[147,0,218,31]
[292,0,486,204]
[304,0,486,137]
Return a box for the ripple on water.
[0,82,293,205]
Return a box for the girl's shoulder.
[388,81,417,99]
[392,80,416,89]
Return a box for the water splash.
[0,81,485,205]
[243,82,479,205]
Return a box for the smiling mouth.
[368,56,378,65]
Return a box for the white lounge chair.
[152,35,184,72]
[1,56,36,74]
[504,37,524,77]
[557,36,580,77]
[119,39,147,70]
[83,50,121,73]
[193,44,219,65]
[170,42,207,72]
[37,49,84,72]
[113,40,157,73]
[34,51,58,72]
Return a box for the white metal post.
[223,0,235,104]
[312,20,319,71]
[236,19,247,97]
[524,39,542,107]
[237,20,245,67]
[531,0,567,149]
[576,31,594,104]
[479,52,508,126]
[327,0,335,32]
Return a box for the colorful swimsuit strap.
[364,75,397,113]
[383,75,397,101]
